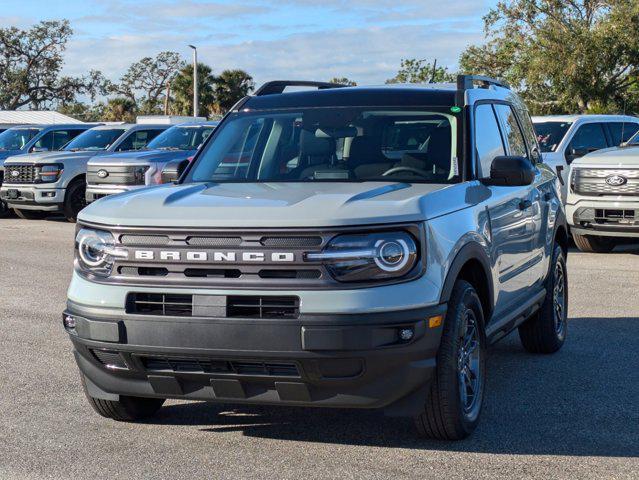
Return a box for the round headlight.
[375,239,410,272]
[78,230,114,267]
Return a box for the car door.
[564,122,608,164]
[474,103,536,313]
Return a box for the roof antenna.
[620,96,627,146]
[429,59,437,83]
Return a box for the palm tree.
[213,69,255,113]
[103,97,137,122]
[170,63,216,116]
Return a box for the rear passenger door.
[475,103,536,313]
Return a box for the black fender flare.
[439,242,494,318]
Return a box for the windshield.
[147,125,215,150]
[63,128,126,151]
[0,128,41,151]
[533,121,572,152]
[186,108,459,184]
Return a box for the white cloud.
[63,22,482,87]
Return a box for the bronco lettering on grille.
[132,250,296,262]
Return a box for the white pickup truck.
[532,115,639,201]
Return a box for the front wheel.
[81,376,165,421]
[63,180,87,222]
[413,280,486,440]
[518,244,568,354]
[573,233,614,253]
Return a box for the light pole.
[188,45,198,118]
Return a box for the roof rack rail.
[457,75,510,91]
[254,80,348,96]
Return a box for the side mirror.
[483,155,535,187]
[160,159,189,184]
[565,147,590,164]
[30,146,49,153]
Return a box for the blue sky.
[3,0,498,87]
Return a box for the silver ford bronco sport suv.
[64,77,569,440]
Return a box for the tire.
[518,244,568,354]
[63,179,87,222]
[81,376,165,422]
[0,199,13,218]
[573,233,614,253]
[13,208,48,220]
[413,280,486,440]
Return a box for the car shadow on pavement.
[149,316,639,457]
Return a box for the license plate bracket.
[6,189,20,200]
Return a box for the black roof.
[243,86,458,110]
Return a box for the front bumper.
[65,299,446,415]
[0,184,64,211]
[566,197,639,238]
[86,184,144,203]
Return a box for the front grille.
[127,292,193,316]
[594,209,637,225]
[573,168,639,195]
[126,293,300,319]
[4,164,37,184]
[86,165,147,186]
[120,235,171,246]
[91,349,128,369]
[140,356,300,377]
[227,296,300,319]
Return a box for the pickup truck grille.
[3,164,37,184]
[572,168,639,196]
[139,356,300,377]
[86,165,147,186]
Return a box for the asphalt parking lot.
[1,217,638,480]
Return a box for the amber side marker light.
[429,315,443,329]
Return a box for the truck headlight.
[75,228,128,277]
[305,231,418,282]
[133,166,150,185]
[36,163,63,183]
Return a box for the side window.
[474,104,506,178]
[33,131,54,151]
[494,104,528,157]
[51,130,73,150]
[608,122,639,146]
[568,123,607,152]
[513,105,541,163]
[115,130,162,151]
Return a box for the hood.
[88,149,196,166]
[79,181,468,228]
[0,150,23,166]
[574,146,639,167]
[2,150,98,165]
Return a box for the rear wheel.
[573,233,614,253]
[81,376,165,421]
[63,179,87,222]
[413,280,486,440]
[519,244,568,354]
[13,208,48,220]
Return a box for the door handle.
[518,199,532,210]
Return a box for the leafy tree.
[111,51,184,114]
[170,63,216,116]
[329,77,357,86]
[212,69,255,113]
[57,101,104,122]
[102,97,137,123]
[386,59,456,84]
[460,0,639,114]
[0,20,105,109]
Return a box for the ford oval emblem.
[605,174,627,186]
[10,170,19,177]
[96,169,109,179]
